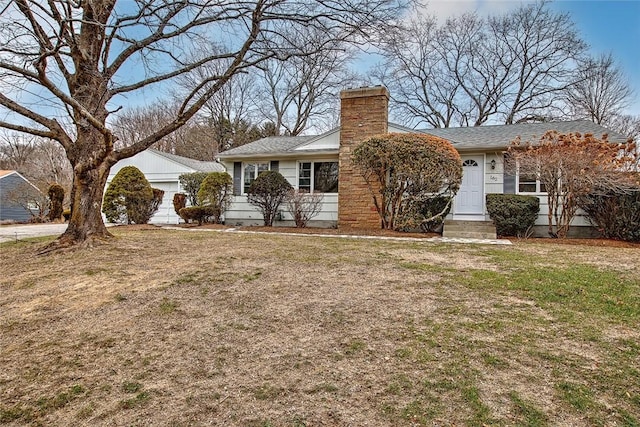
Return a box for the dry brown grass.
[0,227,639,426]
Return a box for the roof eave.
[218,149,339,161]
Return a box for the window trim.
[242,161,270,194]
[515,165,547,195]
[296,160,339,194]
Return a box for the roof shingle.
[149,149,225,172]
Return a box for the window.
[298,161,338,193]
[463,159,479,167]
[243,162,269,193]
[517,172,546,193]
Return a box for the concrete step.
[442,220,497,239]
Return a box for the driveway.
[0,224,68,243]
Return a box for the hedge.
[486,194,539,238]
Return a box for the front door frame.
[453,153,485,220]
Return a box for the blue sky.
[551,0,640,114]
[422,0,640,115]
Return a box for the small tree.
[173,193,187,220]
[144,188,165,223]
[352,133,462,230]
[507,131,638,238]
[286,190,324,228]
[179,172,209,206]
[247,171,293,226]
[197,172,233,224]
[47,183,65,221]
[102,166,154,224]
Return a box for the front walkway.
[162,226,512,245]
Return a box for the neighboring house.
[0,170,42,222]
[106,149,225,224]
[218,86,628,235]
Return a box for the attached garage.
[106,149,225,224]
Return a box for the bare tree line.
[374,0,639,138]
[110,38,359,161]
[0,132,73,193]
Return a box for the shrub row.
[580,191,640,242]
[486,194,539,238]
[178,206,218,226]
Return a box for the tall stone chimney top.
[338,86,389,229]
[340,85,390,100]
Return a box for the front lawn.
[0,228,638,426]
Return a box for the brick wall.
[338,86,389,229]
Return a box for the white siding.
[484,153,504,195]
[223,158,339,226]
[225,194,338,226]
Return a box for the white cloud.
[420,0,535,22]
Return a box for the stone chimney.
[338,86,389,229]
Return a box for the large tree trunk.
[40,149,114,253]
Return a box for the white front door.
[454,155,484,216]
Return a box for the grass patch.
[122,381,142,393]
[120,392,150,409]
[159,297,178,314]
[557,381,596,411]
[1,228,638,425]
[36,384,85,412]
[509,391,548,426]
[344,338,366,356]
[308,383,339,394]
[253,383,284,400]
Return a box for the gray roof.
[149,149,224,172]
[216,120,628,158]
[420,120,629,151]
[217,135,317,159]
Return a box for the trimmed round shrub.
[47,183,65,221]
[197,172,232,224]
[247,170,293,226]
[352,133,462,231]
[178,206,216,226]
[173,193,187,217]
[486,194,539,237]
[102,166,154,224]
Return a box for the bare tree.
[0,132,72,193]
[607,114,640,142]
[5,181,49,222]
[255,35,355,135]
[0,132,37,171]
[436,13,510,126]
[0,0,407,250]
[566,53,635,125]
[374,14,464,128]
[490,1,587,124]
[176,58,262,155]
[376,1,587,128]
[285,189,324,227]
